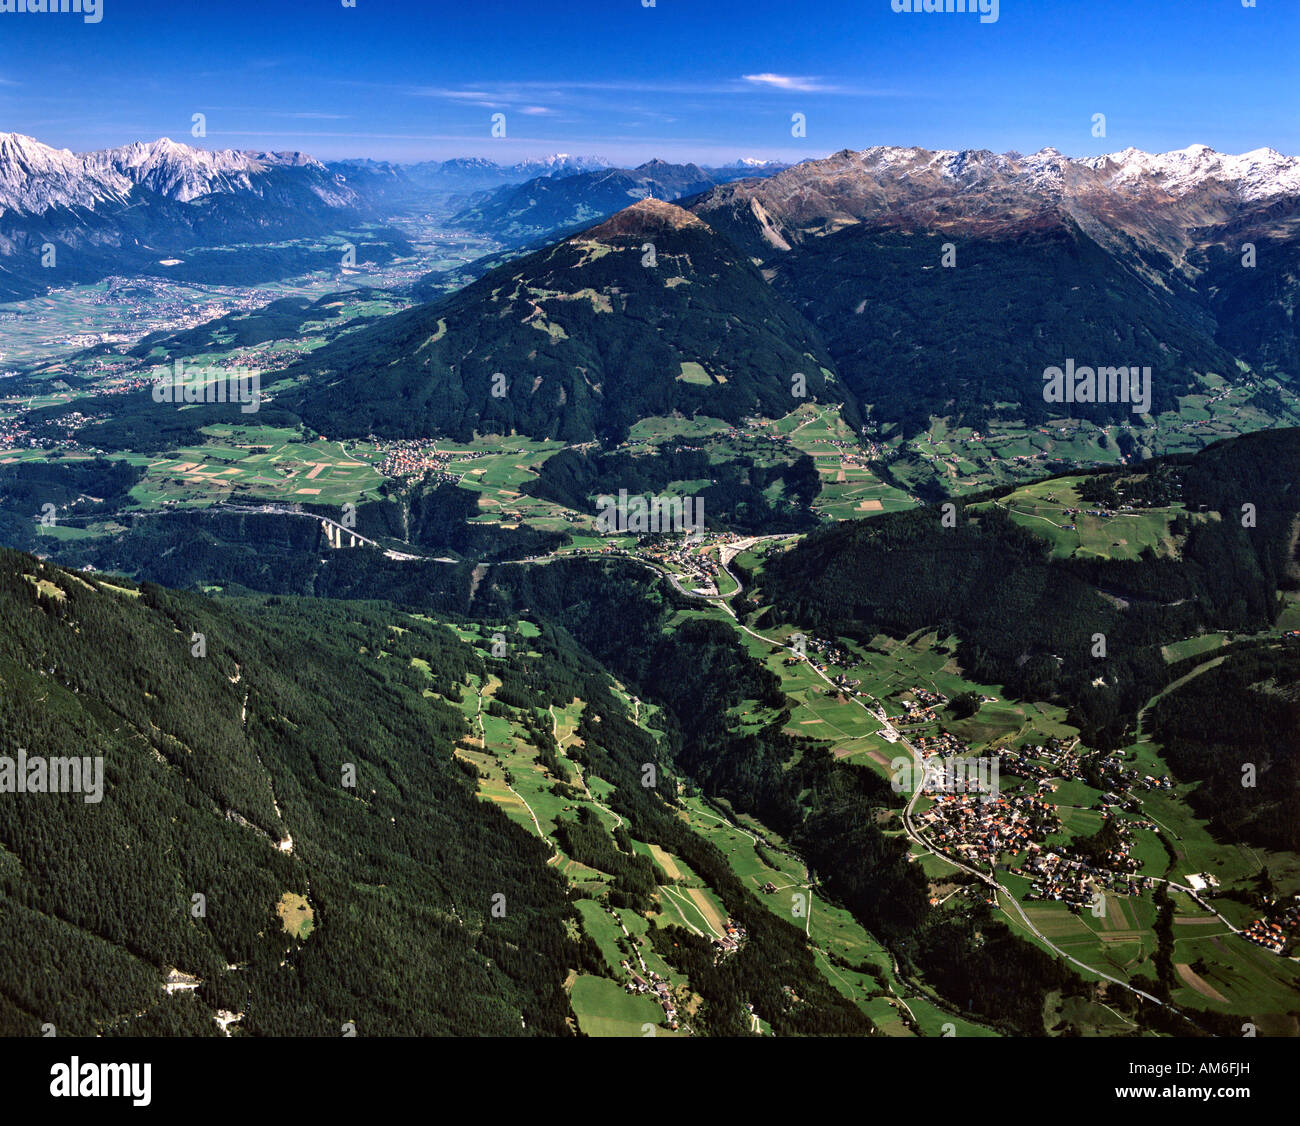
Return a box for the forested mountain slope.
[753,428,1300,746]
[282,199,846,444]
[0,551,579,1035]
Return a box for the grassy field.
[570,975,673,1037]
[774,403,913,519]
[275,891,315,940]
[976,475,1190,561]
[131,424,386,508]
[435,435,575,529]
[1168,924,1300,1033]
[1277,592,1300,632]
[1161,633,1232,663]
[676,361,714,386]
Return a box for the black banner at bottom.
[0,1033,1287,1114]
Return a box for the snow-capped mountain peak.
[1085,144,1300,201]
[510,153,611,178]
[0,133,353,217]
[0,132,120,215]
[87,138,265,202]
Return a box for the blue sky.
[1,0,1296,164]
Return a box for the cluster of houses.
[915,735,1158,908]
[1241,918,1290,955]
[1092,748,1175,800]
[915,792,1060,871]
[913,730,971,759]
[899,700,1192,913]
[898,688,947,725]
[994,744,1062,783]
[821,434,881,472]
[641,537,719,591]
[609,903,746,1032]
[376,438,459,481]
[1062,506,1118,519]
[995,738,1090,784]
[25,408,99,450]
[908,687,948,710]
[1015,841,1153,910]
[0,415,33,449]
[737,418,798,448]
[996,739,1164,810]
[96,277,264,338]
[790,634,857,673]
[712,918,748,956]
[1099,757,1174,799]
[787,637,864,692]
[85,357,160,397]
[620,963,680,1031]
[1241,897,1300,956]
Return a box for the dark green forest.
[524,446,821,533]
[0,550,579,1035]
[1150,642,1300,853]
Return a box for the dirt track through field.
[1176,963,1229,1003]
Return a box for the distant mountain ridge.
[445,156,790,245]
[688,142,1300,435]
[0,134,622,219]
[0,133,383,301]
[0,133,787,299]
[0,133,353,217]
[330,152,614,196]
[445,159,721,244]
[693,143,1300,272]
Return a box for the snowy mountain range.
[1,132,1295,306]
[0,134,356,218]
[0,134,797,219]
[695,142,1300,240]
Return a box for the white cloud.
[742,74,831,93]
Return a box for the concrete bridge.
[319,517,380,550]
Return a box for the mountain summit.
[585,198,710,240]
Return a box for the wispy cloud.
[385,77,893,103]
[742,74,833,93]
